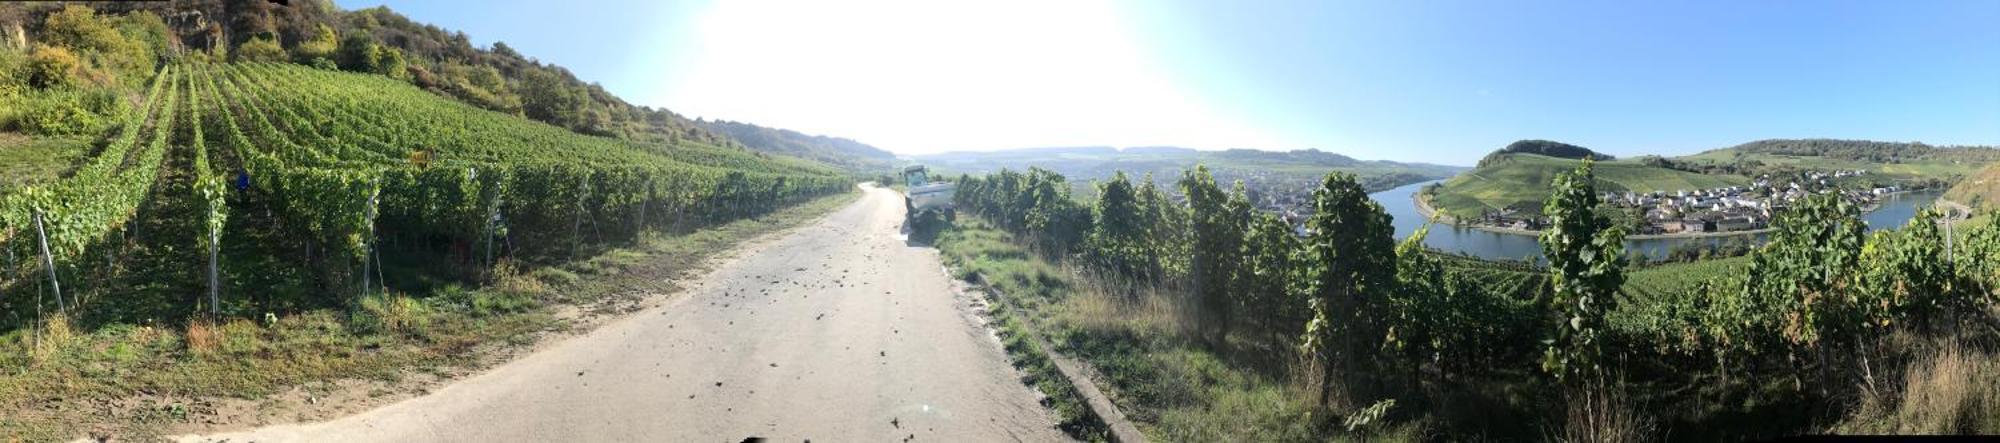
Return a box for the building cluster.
[1477,170,1901,235]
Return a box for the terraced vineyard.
[0,62,852,323]
[1621,256,1752,302]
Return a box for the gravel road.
[182,185,1067,442]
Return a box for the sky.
[338,0,2000,165]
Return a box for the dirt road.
[183,185,1066,442]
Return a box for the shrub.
[352,293,435,336]
[234,37,287,63]
[25,45,82,88]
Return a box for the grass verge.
[934,215,1425,442]
[0,190,860,440]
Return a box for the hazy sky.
[338,0,1999,165]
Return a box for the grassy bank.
[0,190,860,440]
[934,216,1421,442]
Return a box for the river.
[1368,180,1943,262]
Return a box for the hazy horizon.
[340,0,2000,164]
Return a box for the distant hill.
[1476,140,1614,167]
[1679,139,2000,183]
[698,120,896,171]
[912,147,1464,194]
[1945,162,2000,209]
[1698,139,2000,163]
[1431,138,2000,219]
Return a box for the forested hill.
[698,120,896,170]
[1696,139,2000,163]
[1475,139,1614,167]
[0,1,887,169]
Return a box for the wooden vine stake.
[207,222,220,316]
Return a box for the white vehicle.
[901,165,956,221]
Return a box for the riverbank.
[1410,190,1776,240]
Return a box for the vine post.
[31,209,62,313]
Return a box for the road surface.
[184,185,1066,442]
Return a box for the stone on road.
[182,186,1066,442]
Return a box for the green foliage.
[293,23,339,63]
[25,45,83,89]
[37,6,158,88]
[1299,171,1398,408]
[11,87,123,136]
[1539,160,1627,379]
[1085,172,1154,282]
[1241,211,1305,345]
[1749,193,1868,348]
[1179,166,1247,344]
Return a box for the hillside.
[913,146,1463,193]
[698,119,896,171]
[1945,161,2000,209]
[0,2,890,170]
[1429,152,1748,217]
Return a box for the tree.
[1298,171,1397,410]
[520,67,585,129]
[337,32,380,72]
[368,44,410,79]
[1538,160,1628,380]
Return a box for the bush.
[235,37,287,63]
[13,88,119,135]
[25,45,82,88]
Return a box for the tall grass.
[1835,335,2000,435]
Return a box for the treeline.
[952,161,2000,437]
[1720,139,2000,164]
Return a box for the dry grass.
[185,320,219,355]
[29,315,75,364]
[1059,269,1187,339]
[1557,377,1657,443]
[489,258,549,297]
[1837,337,2000,435]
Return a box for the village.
[1468,169,1907,235]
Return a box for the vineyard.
[0,62,853,327]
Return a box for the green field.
[1430,153,1750,218]
[0,134,93,192]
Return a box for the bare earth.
[180,186,1067,443]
